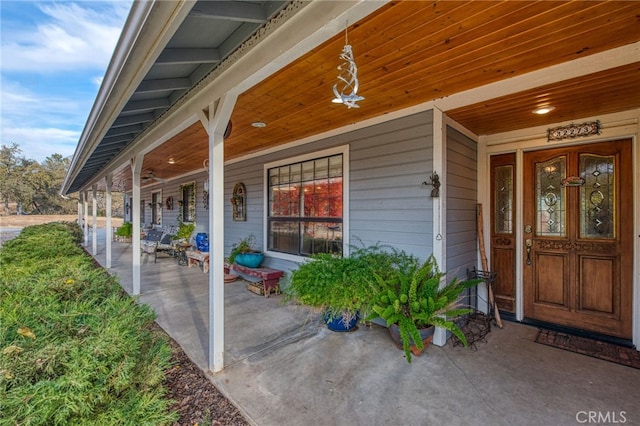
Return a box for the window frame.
[264,145,350,262]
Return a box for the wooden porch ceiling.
[109,1,640,192]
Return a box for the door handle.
[525,238,533,265]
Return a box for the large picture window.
[267,153,343,256]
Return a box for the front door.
[523,140,633,339]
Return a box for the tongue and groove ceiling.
[70,1,640,193]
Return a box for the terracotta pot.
[388,324,435,357]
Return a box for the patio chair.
[141,228,177,263]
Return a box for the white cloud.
[0,1,132,162]
[2,126,79,161]
[1,80,86,160]
[2,2,131,73]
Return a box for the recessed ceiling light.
[533,106,556,115]
[168,158,176,164]
[251,121,267,128]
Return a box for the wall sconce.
[422,172,440,198]
[204,179,209,192]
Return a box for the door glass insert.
[536,157,566,237]
[580,154,615,239]
[494,165,513,234]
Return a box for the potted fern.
[366,255,480,362]
[283,244,419,332]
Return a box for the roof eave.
[61,0,195,195]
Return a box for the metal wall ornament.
[231,182,246,221]
[422,172,441,197]
[331,26,364,108]
[547,120,600,142]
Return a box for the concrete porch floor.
[89,230,640,426]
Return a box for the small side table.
[175,243,191,266]
[186,250,210,273]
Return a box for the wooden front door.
[523,140,633,339]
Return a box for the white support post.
[432,107,448,347]
[77,199,82,227]
[83,191,89,247]
[106,174,113,268]
[92,184,98,256]
[131,156,143,295]
[208,93,238,373]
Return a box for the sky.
[1,0,132,162]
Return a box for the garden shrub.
[0,222,178,425]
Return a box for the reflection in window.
[580,154,614,239]
[536,157,566,237]
[179,182,196,223]
[494,165,513,234]
[151,191,162,225]
[268,154,343,256]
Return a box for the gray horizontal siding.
[446,126,478,281]
[225,110,436,270]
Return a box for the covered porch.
[88,228,640,425]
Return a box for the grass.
[0,222,177,425]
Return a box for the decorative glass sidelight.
[494,165,513,234]
[580,154,615,239]
[536,157,566,237]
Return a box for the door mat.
[534,329,640,369]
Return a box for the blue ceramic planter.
[235,252,264,268]
[323,312,358,332]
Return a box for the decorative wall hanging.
[231,182,247,221]
[422,172,441,198]
[165,196,173,210]
[331,25,364,108]
[547,120,600,142]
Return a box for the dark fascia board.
[137,77,192,93]
[104,124,143,138]
[189,1,268,23]
[122,98,171,114]
[112,112,156,127]
[156,48,220,64]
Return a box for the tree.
[0,143,26,214]
[0,143,125,216]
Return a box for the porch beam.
[209,92,238,373]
